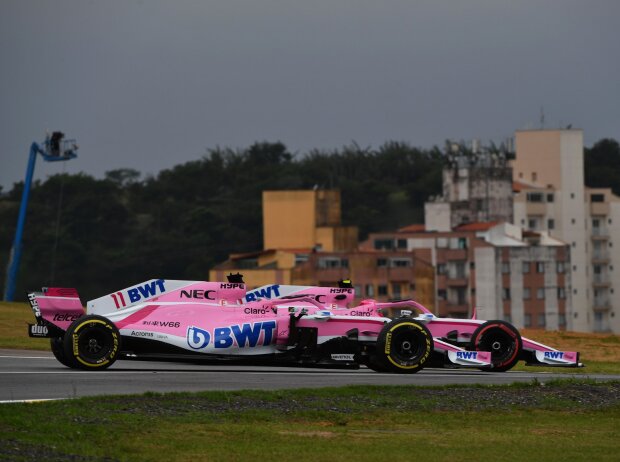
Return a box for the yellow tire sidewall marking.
[385,322,430,370]
[71,319,118,368]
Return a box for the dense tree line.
[0,142,443,301]
[1,138,617,302]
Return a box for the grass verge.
[0,380,618,461]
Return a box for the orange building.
[210,189,435,308]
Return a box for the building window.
[437,263,447,275]
[458,237,468,249]
[374,239,394,250]
[397,239,407,249]
[526,192,544,202]
[438,289,447,300]
[504,314,512,323]
[378,285,388,296]
[532,172,538,182]
[536,262,545,273]
[523,288,531,300]
[522,262,530,274]
[528,218,537,230]
[559,314,566,326]
[377,258,388,268]
[502,288,511,300]
[366,284,374,297]
[537,288,545,300]
[591,194,605,202]
[391,283,402,299]
[592,218,600,229]
[391,258,412,268]
[538,314,546,328]
[557,262,565,273]
[571,193,575,199]
[547,193,554,202]
[318,257,347,269]
[548,219,555,229]
[524,314,532,327]
[571,218,576,224]
[501,262,510,274]
[557,287,566,299]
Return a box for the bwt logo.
[245,285,281,302]
[111,279,166,309]
[456,351,478,360]
[187,321,276,350]
[544,351,564,359]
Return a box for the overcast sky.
[1,1,618,191]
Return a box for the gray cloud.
[1,0,618,190]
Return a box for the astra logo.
[111,280,166,309]
[544,351,564,359]
[187,321,277,350]
[245,285,281,302]
[456,351,478,360]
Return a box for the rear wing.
[27,287,85,337]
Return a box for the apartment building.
[209,189,435,309]
[362,222,569,329]
[513,129,620,333]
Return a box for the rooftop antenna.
[540,107,545,129]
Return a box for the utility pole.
[3,133,78,301]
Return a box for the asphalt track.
[1,349,618,402]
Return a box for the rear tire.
[62,315,121,370]
[50,336,71,368]
[469,320,522,372]
[373,319,433,373]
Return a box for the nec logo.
[544,351,564,359]
[180,290,215,300]
[456,351,478,360]
[111,280,166,309]
[245,285,281,302]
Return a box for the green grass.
[0,381,618,461]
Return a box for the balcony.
[592,249,610,263]
[593,298,611,311]
[592,274,611,287]
[591,227,609,239]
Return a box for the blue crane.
[3,132,78,301]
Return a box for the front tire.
[373,319,433,373]
[62,315,121,370]
[469,320,522,372]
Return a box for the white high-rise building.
[513,129,620,333]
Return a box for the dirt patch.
[103,382,620,417]
[0,439,118,462]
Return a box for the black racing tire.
[50,336,72,368]
[364,355,390,373]
[469,320,522,372]
[62,315,121,370]
[374,318,433,374]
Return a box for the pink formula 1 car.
[248,280,583,372]
[26,276,467,373]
